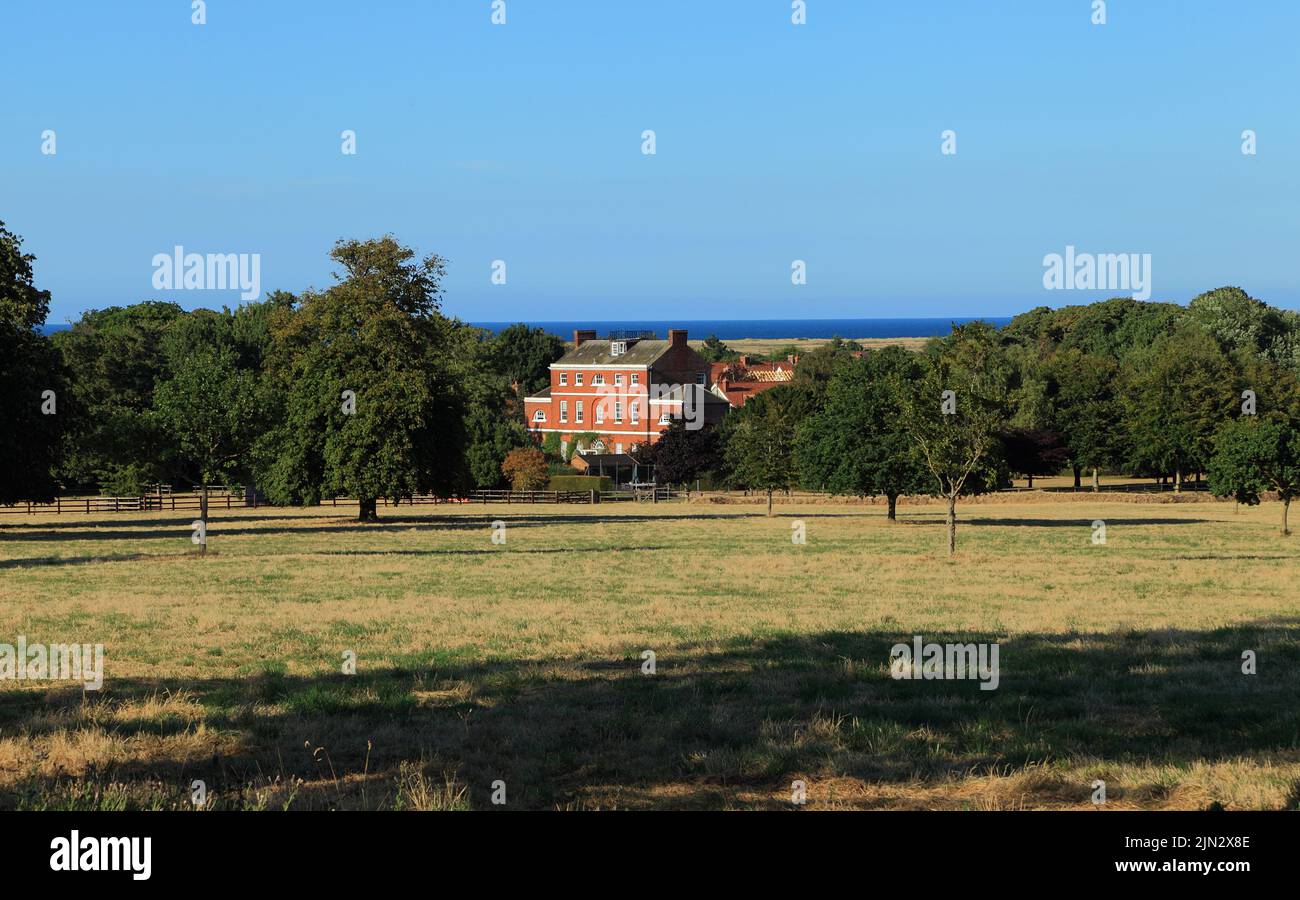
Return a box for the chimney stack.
[573,329,596,347]
[669,329,687,348]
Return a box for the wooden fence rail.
[1,489,603,516]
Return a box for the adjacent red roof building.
[709,355,796,407]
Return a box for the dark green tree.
[154,344,261,543]
[258,237,466,520]
[796,347,928,520]
[723,386,801,516]
[696,333,739,363]
[1044,349,1122,490]
[489,323,565,400]
[646,419,721,488]
[1208,418,1300,534]
[1120,327,1238,491]
[999,427,1070,489]
[52,301,186,493]
[0,221,64,505]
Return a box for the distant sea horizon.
[37,317,1013,341]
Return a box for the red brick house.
[709,355,796,407]
[524,329,726,456]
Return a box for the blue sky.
[3,0,1297,324]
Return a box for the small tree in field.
[1208,418,1300,535]
[724,388,799,516]
[898,323,1011,555]
[501,447,549,490]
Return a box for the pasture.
[1,498,1298,810]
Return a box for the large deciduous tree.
[489,323,565,400]
[1121,327,1238,491]
[0,221,64,505]
[259,237,467,520]
[796,346,928,520]
[1044,348,1121,491]
[52,300,186,494]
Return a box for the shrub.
[501,447,549,490]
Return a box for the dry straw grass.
[1,497,1298,809]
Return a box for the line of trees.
[6,219,1300,549]
[1,226,564,520]
[677,297,1300,553]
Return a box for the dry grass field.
[2,497,1299,810]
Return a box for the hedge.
[548,474,613,493]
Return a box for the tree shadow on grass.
[901,516,1215,528]
[3,621,1298,810]
[0,518,559,544]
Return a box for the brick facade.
[523,329,718,455]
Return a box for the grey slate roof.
[555,339,670,366]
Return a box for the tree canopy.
[258,237,467,520]
[796,346,928,519]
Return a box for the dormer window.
[611,341,627,357]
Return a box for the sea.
[37,317,1012,340]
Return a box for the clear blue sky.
[3,0,1297,325]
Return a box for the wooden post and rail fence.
[0,486,682,517]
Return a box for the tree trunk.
[1284,497,1292,536]
[1091,467,1100,492]
[359,497,378,521]
[199,483,209,556]
[766,489,774,517]
[946,494,957,556]
[1072,466,1081,489]
[1174,468,1182,494]
[887,493,898,522]
[1027,474,1033,489]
